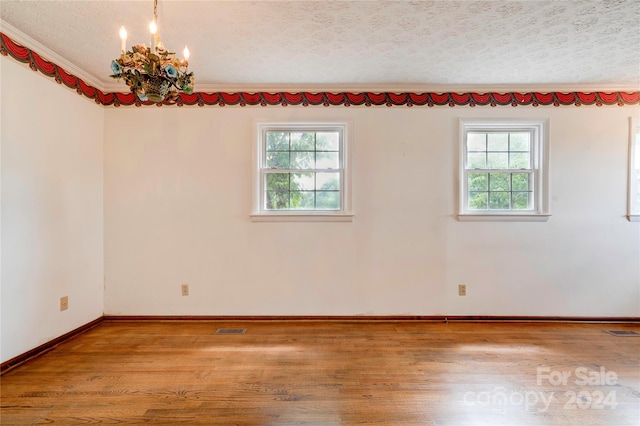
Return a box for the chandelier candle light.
[110,0,194,103]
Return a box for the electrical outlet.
[181,284,189,296]
[458,284,466,296]
[60,296,69,311]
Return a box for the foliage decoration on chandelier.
[109,0,194,103]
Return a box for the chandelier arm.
[149,73,184,89]
[167,78,186,91]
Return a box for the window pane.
[468,192,488,210]
[461,121,545,215]
[487,153,508,169]
[468,173,488,191]
[512,192,531,210]
[316,191,340,209]
[290,132,315,151]
[510,133,530,151]
[316,152,339,169]
[290,152,315,169]
[266,173,289,191]
[316,132,340,151]
[467,133,486,151]
[266,152,290,168]
[489,192,510,209]
[317,172,340,191]
[487,133,508,151]
[292,173,315,191]
[467,153,486,169]
[512,173,530,191]
[260,125,345,213]
[290,191,315,209]
[266,190,289,209]
[509,152,530,169]
[489,173,510,191]
[266,132,289,151]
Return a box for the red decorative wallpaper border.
[2,32,639,108]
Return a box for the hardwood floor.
[1,321,639,425]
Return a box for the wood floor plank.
[1,321,639,425]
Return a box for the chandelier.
[109,0,194,103]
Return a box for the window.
[459,119,550,221]
[252,123,352,221]
[628,117,640,222]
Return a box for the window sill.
[457,213,551,222]
[250,213,354,222]
[628,214,640,222]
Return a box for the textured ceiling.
[1,0,639,91]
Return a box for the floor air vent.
[215,328,247,335]
[605,330,640,337]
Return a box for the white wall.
[104,105,640,317]
[1,56,104,363]
[1,50,637,359]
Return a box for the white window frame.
[458,119,550,222]
[251,122,353,222]
[628,117,640,222]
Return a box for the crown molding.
[0,20,107,91]
[97,82,640,97]
[190,82,640,94]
